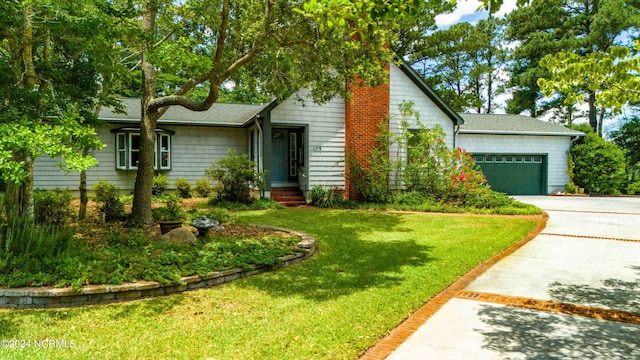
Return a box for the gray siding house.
[33,60,582,198]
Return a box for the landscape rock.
[160,227,197,244]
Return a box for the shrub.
[564,182,578,194]
[250,198,285,210]
[403,125,452,195]
[0,204,73,278]
[345,123,393,203]
[391,191,432,206]
[403,126,493,207]
[152,194,186,221]
[33,189,74,227]
[174,178,192,198]
[627,181,640,195]
[205,150,265,204]
[152,174,169,196]
[310,185,342,207]
[93,181,125,221]
[195,179,213,197]
[570,133,626,195]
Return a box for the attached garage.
[471,153,547,195]
[457,114,584,195]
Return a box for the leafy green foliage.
[530,0,639,133]
[413,16,508,113]
[208,198,285,211]
[194,179,213,198]
[152,174,169,196]
[0,222,299,289]
[152,195,186,221]
[570,133,627,195]
[93,181,125,221]
[310,185,343,208]
[0,0,115,214]
[345,123,393,203]
[205,150,265,204]
[33,189,74,227]
[127,0,443,225]
[0,204,74,287]
[403,125,504,208]
[174,178,192,198]
[627,181,640,195]
[0,209,539,359]
[344,102,518,211]
[611,117,640,181]
[539,45,640,115]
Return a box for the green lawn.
[0,209,538,359]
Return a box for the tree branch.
[210,0,229,78]
[150,0,275,114]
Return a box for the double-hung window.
[113,128,174,170]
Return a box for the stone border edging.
[0,226,316,309]
[360,213,548,360]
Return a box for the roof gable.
[394,56,464,126]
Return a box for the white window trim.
[114,130,172,171]
[116,133,127,170]
[159,133,171,170]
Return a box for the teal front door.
[272,130,288,182]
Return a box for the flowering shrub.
[346,104,515,210]
[440,147,491,206]
[404,126,512,208]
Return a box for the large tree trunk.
[129,0,159,226]
[597,107,605,137]
[4,154,34,218]
[587,90,598,134]
[79,149,88,220]
[129,106,159,226]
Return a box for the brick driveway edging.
[0,226,316,309]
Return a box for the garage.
[472,154,547,195]
[456,114,584,195]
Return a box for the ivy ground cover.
[0,209,539,359]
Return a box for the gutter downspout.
[256,117,264,198]
[453,124,460,148]
[570,135,580,146]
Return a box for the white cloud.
[494,0,518,17]
[435,0,518,28]
[435,0,483,28]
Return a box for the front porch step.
[271,187,306,206]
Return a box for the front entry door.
[272,130,288,182]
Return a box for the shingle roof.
[459,113,584,136]
[99,98,270,126]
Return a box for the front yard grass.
[0,209,539,359]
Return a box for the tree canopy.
[125,0,446,225]
[0,0,112,215]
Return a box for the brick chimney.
[344,66,390,200]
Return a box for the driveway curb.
[359,213,548,360]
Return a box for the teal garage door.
[472,154,547,195]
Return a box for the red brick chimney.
[344,66,390,200]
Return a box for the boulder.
[160,227,197,245]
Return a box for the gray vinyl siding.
[33,124,247,193]
[389,64,456,164]
[457,133,572,194]
[270,91,346,189]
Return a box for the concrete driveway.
[382,196,640,359]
